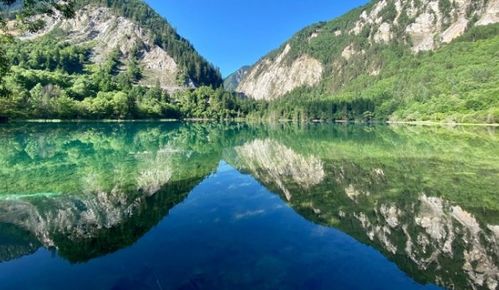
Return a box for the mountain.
[223,65,250,91]
[237,0,499,123]
[0,0,258,120]
[16,0,222,90]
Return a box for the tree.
[0,0,75,93]
[0,35,12,93]
[112,91,129,119]
[127,58,142,82]
[0,1,75,32]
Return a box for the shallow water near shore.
[0,122,497,290]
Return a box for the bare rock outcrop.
[237,0,499,100]
[236,44,323,101]
[20,6,183,92]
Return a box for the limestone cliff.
[15,0,222,91]
[237,45,323,101]
[237,0,499,101]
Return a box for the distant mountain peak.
[223,65,251,91]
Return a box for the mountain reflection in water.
[0,123,497,290]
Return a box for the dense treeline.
[246,93,377,122]
[0,33,256,120]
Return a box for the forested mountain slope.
[0,0,256,120]
[19,0,222,89]
[238,0,499,123]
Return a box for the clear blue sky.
[145,0,369,77]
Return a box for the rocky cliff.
[15,0,222,91]
[237,45,323,101]
[237,0,499,101]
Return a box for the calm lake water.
[0,122,497,290]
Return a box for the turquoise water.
[0,122,497,290]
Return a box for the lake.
[0,122,497,290]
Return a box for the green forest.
[249,24,499,124]
[0,0,259,120]
[0,0,498,123]
[0,31,258,120]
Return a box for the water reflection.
[235,139,325,200]
[0,123,225,263]
[231,132,498,290]
[0,123,497,289]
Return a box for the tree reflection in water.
[0,122,497,289]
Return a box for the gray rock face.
[349,195,499,290]
[19,5,187,92]
[236,44,323,101]
[237,0,499,101]
[235,139,325,200]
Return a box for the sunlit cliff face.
[234,139,325,201]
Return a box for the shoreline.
[5,119,180,123]
[1,118,498,127]
[385,120,499,127]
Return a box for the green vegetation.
[0,0,244,120]
[249,24,499,124]
[1,0,498,123]
[0,0,75,32]
[0,1,252,119]
[1,0,75,98]
[0,30,255,120]
[79,0,222,87]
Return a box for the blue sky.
[145,0,369,77]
